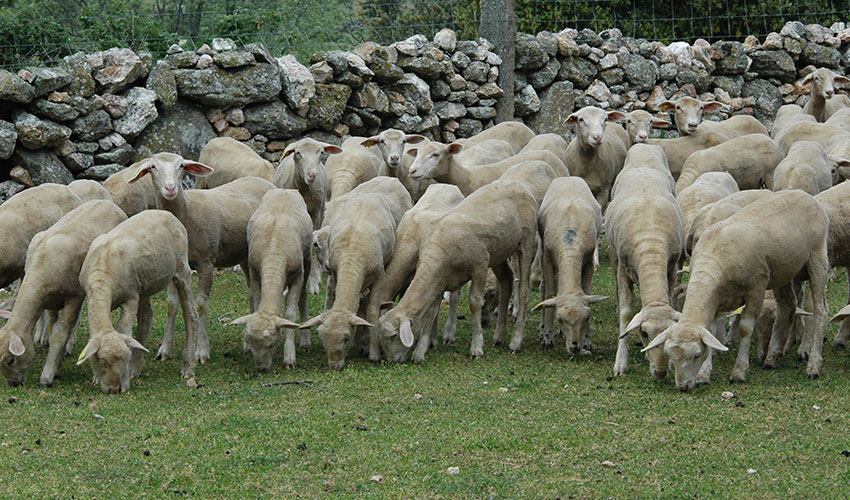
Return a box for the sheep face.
[76,332,143,394]
[623,110,671,144]
[660,97,724,136]
[303,311,372,369]
[376,309,414,363]
[282,139,341,185]
[127,152,213,200]
[803,68,850,101]
[625,304,680,379]
[362,130,425,170]
[407,142,462,180]
[232,313,299,371]
[535,293,607,355]
[312,229,331,273]
[642,322,728,392]
[565,106,621,149]
[0,331,33,387]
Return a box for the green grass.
[3,243,850,499]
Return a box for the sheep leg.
[833,269,850,349]
[729,290,764,383]
[726,314,741,345]
[580,258,595,354]
[299,256,311,351]
[509,237,534,353]
[130,296,153,378]
[695,344,715,387]
[174,269,199,379]
[442,290,460,344]
[194,261,215,364]
[413,297,440,362]
[282,272,304,369]
[157,282,179,361]
[491,263,513,346]
[116,295,139,336]
[34,310,53,346]
[324,274,336,311]
[40,300,82,387]
[468,265,488,359]
[613,254,635,376]
[539,249,557,350]
[307,247,322,295]
[244,262,257,313]
[529,234,543,289]
[793,282,811,361]
[429,298,440,349]
[764,284,795,369]
[65,309,81,357]
[805,252,829,379]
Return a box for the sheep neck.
[330,261,367,313]
[393,252,446,327]
[555,250,587,295]
[329,171,358,199]
[255,259,290,315]
[680,267,724,328]
[85,281,117,337]
[436,157,474,196]
[809,93,827,121]
[1,284,45,342]
[633,241,674,307]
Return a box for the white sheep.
[519,133,569,159]
[771,140,834,195]
[606,144,684,379]
[642,190,830,390]
[228,190,311,371]
[0,200,127,388]
[195,137,275,188]
[301,177,412,369]
[77,210,200,394]
[824,107,850,132]
[563,106,628,207]
[660,97,725,136]
[612,109,671,146]
[686,189,773,254]
[456,121,536,153]
[103,163,157,217]
[325,138,392,200]
[647,132,730,180]
[801,67,850,122]
[814,183,850,349]
[675,134,784,191]
[359,129,427,199]
[533,177,607,354]
[775,121,846,153]
[68,179,112,202]
[770,104,815,141]
[697,115,769,138]
[676,171,739,247]
[128,152,275,363]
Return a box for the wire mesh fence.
[1,0,848,70]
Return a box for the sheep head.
[128,152,213,200]
[76,331,149,394]
[301,311,372,370]
[641,320,727,392]
[533,293,608,355]
[622,304,681,380]
[801,67,850,102]
[407,141,462,180]
[376,307,415,363]
[0,319,34,387]
[621,109,671,144]
[564,106,622,149]
[230,313,299,372]
[362,129,425,170]
[282,138,341,185]
[660,97,724,136]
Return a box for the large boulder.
[713,41,749,75]
[558,57,597,89]
[11,149,74,184]
[622,53,658,92]
[33,99,79,122]
[146,60,177,108]
[0,70,35,104]
[13,111,72,149]
[742,78,783,122]
[277,55,315,116]
[60,52,96,97]
[114,87,158,138]
[243,101,309,139]
[749,50,796,83]
[134,102,216,161]
[173,63,281,107]
[349,82,389,114]
[0,120,17,160]
[525,80,576,136]
[386,73,433,114]
[515,33,549,70]
[514,85,541,117]
[306,84,353,131]
[92,48,145,94]
[801,42,841,69]
[72,110,113,142]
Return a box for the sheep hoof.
[155,350,171,361]
[470,351,483,359]
[442,338,455,345]
[541,341,553,351]
[39,379,54,388]
[833,341,846,350]
[797,352,809,362]
[283,363,295,370]
[694,381,708,388]
[806,372,820,380]
[728,376,746,384]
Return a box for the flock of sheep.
[2,66,850,394]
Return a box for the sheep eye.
[5,357,13,366]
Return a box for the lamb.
[612,109,671,146]
[300,177,412,369]
[675,134,784,192]
[68,179,112,202]
[801,67,850,122]
[128,152,275,363]
[366,183,465,363]
[359,129,427,199]
[228,190,311,371]
[606,144,684,379]
[0,200,127,388]
[195,137,275,188]
[376,180,537,359]
[771,140,835,195]
[533,177,606,354]
[562,106,628,207]
[642,190,829,391]
[456,121,535,152]
[675,171,739,245]
[103,163,157,217]
[697,115,769,138]
[647,132,730,180]
[814,183,850,350]
[77,210,200,394]
[660,97,725,136]
[775,121,846,153]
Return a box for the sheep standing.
[801,68,850,122]
[697,115,768,138]
[519,133,569,159]
[457,121,535,152]
[642,190,829,391]
[195,137,275,188]
[676,171,739,247]
[228,190,312,371]
[325,139,390,200]
[686,190,773,253]
[562,106,627,208]
[301,177,412,369]
[533,177,606,354]
[68,179,112,202]
[103,163,158,217]
[771,104,815,142]
[675,134,783,191]
[776,121,846,153]
[771,140,835,195]
[613,109,671,146]
[660,97,725,136]
[359,129,427,200]
[814,182,850,349]
[77,210,200,394]
[606,144,684,379]
[647,132,730,180]
[128,152,275,363]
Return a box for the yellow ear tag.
[731,306,744,315]
[77,347,87,362]
[681,264,690,273]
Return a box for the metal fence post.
[479,0,516,123]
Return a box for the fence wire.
[1,0,848,70]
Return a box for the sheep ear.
[795,308,813,317]
[281,148,295,159]
[380,301,395,312]
[652,118,672,127]
[564,113,579,125]
[835,75,850,86]
[76,339,99,365]
[405,134,426,144]
[447,143,463,155]
[640,329,669,352]
[830,304,850,322]
[801,73,815,85]
[406,148,418,157]
[8,335,24,357]
[348,315,373,328]
[607,111,626,123]
[621,311,644,338]
[275,317,301,329]
[399,319,414,348]
[700,327,728,352]
[323,145,343,155]
[0,309,10,319]
[585,295,609,304]
[531,298,557,311]
[360,137,380,148]
[300,313,325,329]
[659,101,676,112]
[228,315,252,326]
[701,101,725,113]
[125,336,149,353]
[127,160,153,183]
[182,160,214,177]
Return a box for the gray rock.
[713,75,745,97]
[451,51,471,70]
[742,78,783,121]
[0,70,36,104]
[32,99,79,122]
[749,50,796,83]
[93,48,144,94]
[576,28,603,47]
[463,61,490,83]
[475,82,503,99]
[387,73,433,114]
[0,120,16,160]
[434,101,467,120]
[62,152,94,173]
[369,57,405,84]
[76,141,99,154]
[456,41,479,59]
[112,87,157,138]
[0,181,25,204]
[348,106,381,127]
[658,63,678,81]
[13,111,71,149]
[70,96,93,115]
[277,55,316,116]
[514,85,541,117]
[60,52,96,98]
[431,79,451,99]
[586,79,611,102]
[24,67,71,97]
[11,149,74,184]
[244,43,276,65]
[525,80,576,136]
[101,93,128,118]
[98,133,126,151]
[345,52,374,78]
[310,51,349,74]
[712,41,748,75]
[167,51,199,68]
[434,28,457,52]
[226,108,245,126]
[515,33,549,71]
[399,57,443,80]
[599,68,624,87]
[72,110,112,142]
[78,163,125,181]
[801,42,841,69]
[395,34,429,57]
[341,112,365,133]
[95,143,134,165]
[558,57,597,89]
[677,67,712,93]
[242,101,309,139]
[350,82,389,113]
[306,84,352,131]
[528,58,560,89]
[536,31,560,56]
[133,102,217,161]
[622,53,658,92]
[212,38,238,52]
[466,106,496,120]
[174,63,281,107]
[146,60,178,108]
[456,118,483,138]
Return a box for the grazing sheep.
[771,141,835,195]
[606,144,684,379]
[686,190,773,253]
[301,177,412,369]
[0,200,126,388]
[533,177,606,354]
[562,106,628,207]
[195,137,275,189]
[697,115,769,138]
[228,190,311,371]
[128,153,275,363]
[660,97,725,136]
[367,183,465,362]
[814,183,850,349]
[647,132,730,180]
[642,190,829,390]
[77,210,200,394]
[775,121,846,153]
[801,67,850,122]
[68,179,112,202]
[103,163,157,217]
[456,121,535,153]
[676,172,739,244]
[377,180,537,359]
[359,129,427,199]
[824,134,850,184]
[612,109,671,146]
[675,134,784,191]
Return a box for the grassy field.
[2,242,850,499]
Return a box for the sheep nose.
[591,135,602,144]
[389,155,399,163]
[306,172,316,182]
[163,185,177,196]
[826,89,835,98]
[651,369,667,380]
[638,133,647,141]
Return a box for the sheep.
[103,163,157,217]
[0,200,127,388]
[68,179,112,202]
[771,104,815,141]
[533,177,606,354]
[647,132,730,180]
[801,67,850,122]
[675,134,784,192]
[814,182,850,350]
[359,129,427,199]
[301,177,412,369]
[686,190,773,253]
[642,190,829,391]
[77,210,200,394]
[519,133,569,159]
[195,137,275,188]
[697,115,769,138]
[775,121,846,153]
[376,180,538,359]
[825,134,850,183]
[325,138,394,200]
[824,107,850,132]
[676,171,739,245]
[660,97,725,136]
[606,144,685,379]
[562,106,628,208]
[612,109,671,146]
[274,138,342,294]
[366,183,465,363]
[227,190,311,371]
[456,121,535,153]
[771,141,834,195]
[128,152,275,363]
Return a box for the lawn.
[2,241,850,499]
